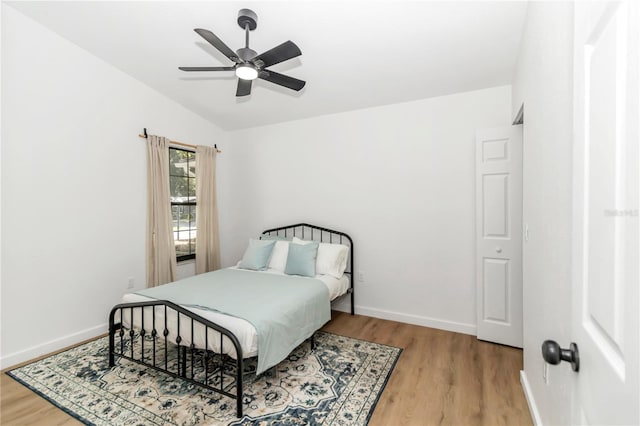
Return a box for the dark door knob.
[542,340,580,372]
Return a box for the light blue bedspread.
[134,268,330,374]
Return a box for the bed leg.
[351,290,355,315]
[108,332,115,367]
[108,311,118,367]
[236,357,244,417]
[310,333,316,351]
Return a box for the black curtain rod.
[138,128,220,152]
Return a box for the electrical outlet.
[357,271,365,283]
[127,277,135,289]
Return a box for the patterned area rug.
[7,331,401,425]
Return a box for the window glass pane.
[184,205,196,256]
[175,229,189,256]
[190,205,196,228]
[169,149,187,176]
[188,177,196,199]
[176,239,189,257]
[172,207,180,244]
[179,205,189,225]
[170,176,189,200]
[187,151,196,177]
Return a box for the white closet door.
[475,127,523,348]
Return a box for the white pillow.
[292,237,349,278]
[268,240,290,272]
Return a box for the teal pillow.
[238,239,276,271]
[285,242,319,277]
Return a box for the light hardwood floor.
[1,312,532,425]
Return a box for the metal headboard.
[261,223,354,315]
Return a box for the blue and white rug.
[7,331,401,425]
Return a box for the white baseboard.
[520,370,542,425]
[1,306,475,369]
[0,323,108,370]
[334,304,476,336]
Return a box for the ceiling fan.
[179,8,305,97]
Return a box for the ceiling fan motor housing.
[236,47,257,62]
[237,9,257,30]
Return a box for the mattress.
[119,267,349,359]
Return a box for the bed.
[108,223,354,418]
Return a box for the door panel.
[483,258,509,323]
[482,137,509,162]
[572,1,639,423]
[483,174,509,237]
[476,127,523,347]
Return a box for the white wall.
[218,86,512,332]
[512,2,574,425]
[0,3,514,369]
[0,5,226,368]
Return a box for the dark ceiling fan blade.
[259,70,306,91]
[252,41,301,68]
[194,28,241,63]
[236,78,252,97]
[179,66,236,71]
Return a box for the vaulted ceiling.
[6,1,528,130]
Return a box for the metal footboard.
[108,300,245,417]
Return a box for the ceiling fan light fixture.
[235,64,258,80]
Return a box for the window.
[169,148,196,261]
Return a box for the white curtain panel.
[195,145,221,274]
[146,135,177,287]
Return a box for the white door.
[572,1,639,424]
[475,126,523,348]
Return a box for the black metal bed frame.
[108,223,354,418]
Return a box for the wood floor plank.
[1,312,532,425]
